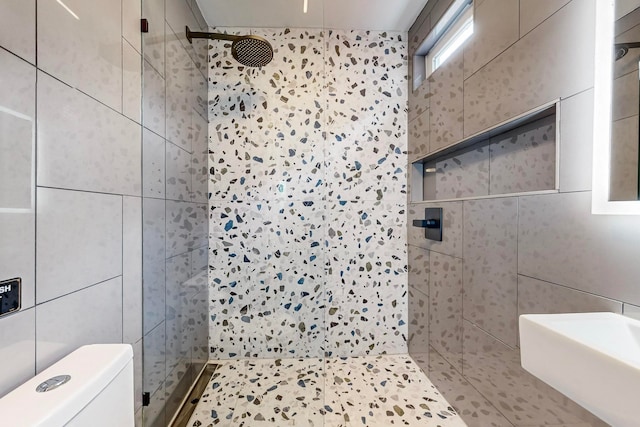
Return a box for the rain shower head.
[186,26,274,67]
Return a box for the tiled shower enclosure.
[208,28,410,359]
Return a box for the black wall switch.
[0,278,21,317]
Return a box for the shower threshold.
[177,354,466,426]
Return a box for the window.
[412,0,474,91]
[427,5,474,75]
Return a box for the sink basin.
[519,312,640,426]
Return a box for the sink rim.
[520,312,640,368]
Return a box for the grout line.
[516,272,625,305]
[36,275,123,307]
[36,185,139,198]
[37,68,140,126]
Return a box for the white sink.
[519,312,640,427]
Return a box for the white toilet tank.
[0,344,134,426]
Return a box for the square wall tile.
[124,196,143,345]
[38,0,122,111]
[0,308,35,397]
[38,72,141,196]
[36,188,122,303]
[463,197,518,347]
[429,251,463,371]
[518,191,640,306]
[36,277,123,372]
[0,0,35,63]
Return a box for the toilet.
[0,344,134,426]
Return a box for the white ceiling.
[195,0,430,31]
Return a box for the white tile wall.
[35,277,123,372]
[37,72,142,196]
[0,48,36,309]
[37,0,123,111]
[0,0,208,419]
[0,309,35,397]
[0,0,36,63]
[36,187,123,303]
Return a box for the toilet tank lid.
[0,344,133,426]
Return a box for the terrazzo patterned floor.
[187,354,466,426]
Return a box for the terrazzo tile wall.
[208,28,409,359]
[407,0,640,426]
[0,1,208,426]
[140,1,210,426]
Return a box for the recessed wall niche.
[410,102,559,202]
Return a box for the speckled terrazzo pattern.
[208,28,408,359]
[187,355,466,426]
